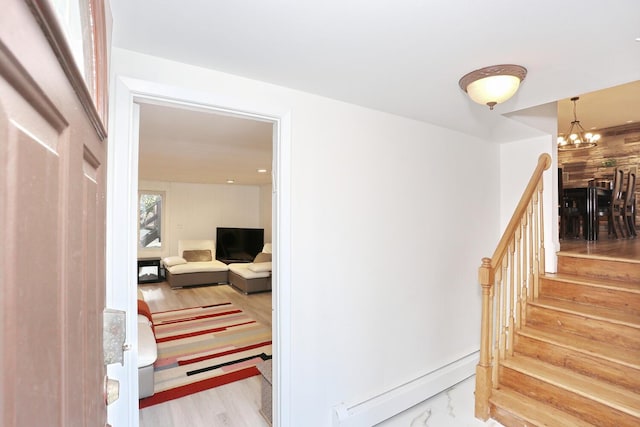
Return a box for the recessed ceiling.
[138,103,273,185]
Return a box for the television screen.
[215,227,264,263]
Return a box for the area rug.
[139,302,272,408]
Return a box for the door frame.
[106,75,292,426]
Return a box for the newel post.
[475,257,494,420]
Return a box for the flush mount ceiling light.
[459,64,527,110]
[557,96,600,151]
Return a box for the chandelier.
[557,97,600,151]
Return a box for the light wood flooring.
[559,235,640,262]
[138,282,272,427]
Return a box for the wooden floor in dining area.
[137,281,272,427]
[559,235,640,262]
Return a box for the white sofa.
[162,240,229,288]
[137,290,157,399]
[228,244,272,294]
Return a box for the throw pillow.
[253,252,272,263]
[182,249,212,262]
[249,261,272,272]
[162,256,187,267]
[137,299,153,323]
[137,299,155,335]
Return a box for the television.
[215,227,264,263]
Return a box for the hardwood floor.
[138,282,272,427]
[559,235,640,262]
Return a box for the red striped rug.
[139,302,272,408]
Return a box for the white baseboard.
[332,351,479,427]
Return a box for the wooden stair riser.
[489,389,595,427]
[557,255,640,282]
[489,405,535,427]
[514,333,640,393]
[499,365,639,426]
[540,277,640,315]
[526,305,640,350]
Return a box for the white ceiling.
[110,0,640,184]
[138,103,273,185]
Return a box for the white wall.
[137,180,264,259]
[110,48,507,426]
[499,138,548,227]
[500,102,558,270]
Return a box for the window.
[139,192,163,248]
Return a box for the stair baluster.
[475,153,551,420]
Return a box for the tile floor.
[378,375,505,427]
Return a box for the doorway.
[106,77,291,427]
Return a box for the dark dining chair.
[623,168,637,237]
[612,167,628,238]
[598,167,625,239]
[561,195,582,239]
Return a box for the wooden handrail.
[475,153,552,420]
[489,154,552,268]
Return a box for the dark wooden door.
[0,1,108,426]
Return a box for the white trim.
[272,111,291,427]
[106,75,292,426]
[106,81,140,427]
[332,352,479,427]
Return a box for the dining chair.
[623,168,637,237]
[561,195,582,239]
[600,167,625,238]
[611,168,626,238]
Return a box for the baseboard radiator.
[332,351,479,427]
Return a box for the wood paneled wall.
[559,123,640,228]
[559,124,640,186]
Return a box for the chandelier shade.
[459,64,527,110]
[557,97,600,151]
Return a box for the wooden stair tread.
[501,355,640,418]
[556,250,640,265]
[542,272,640,293]
[518,326,640,369]
[490,388,595,427]
[531,297,640,327]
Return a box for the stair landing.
[558,237,640,264]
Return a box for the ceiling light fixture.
[557,96,600,151]
[226,179,235,184]
[459,64,527,110]
[257,169,267,173]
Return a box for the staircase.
[488,251,640,427]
